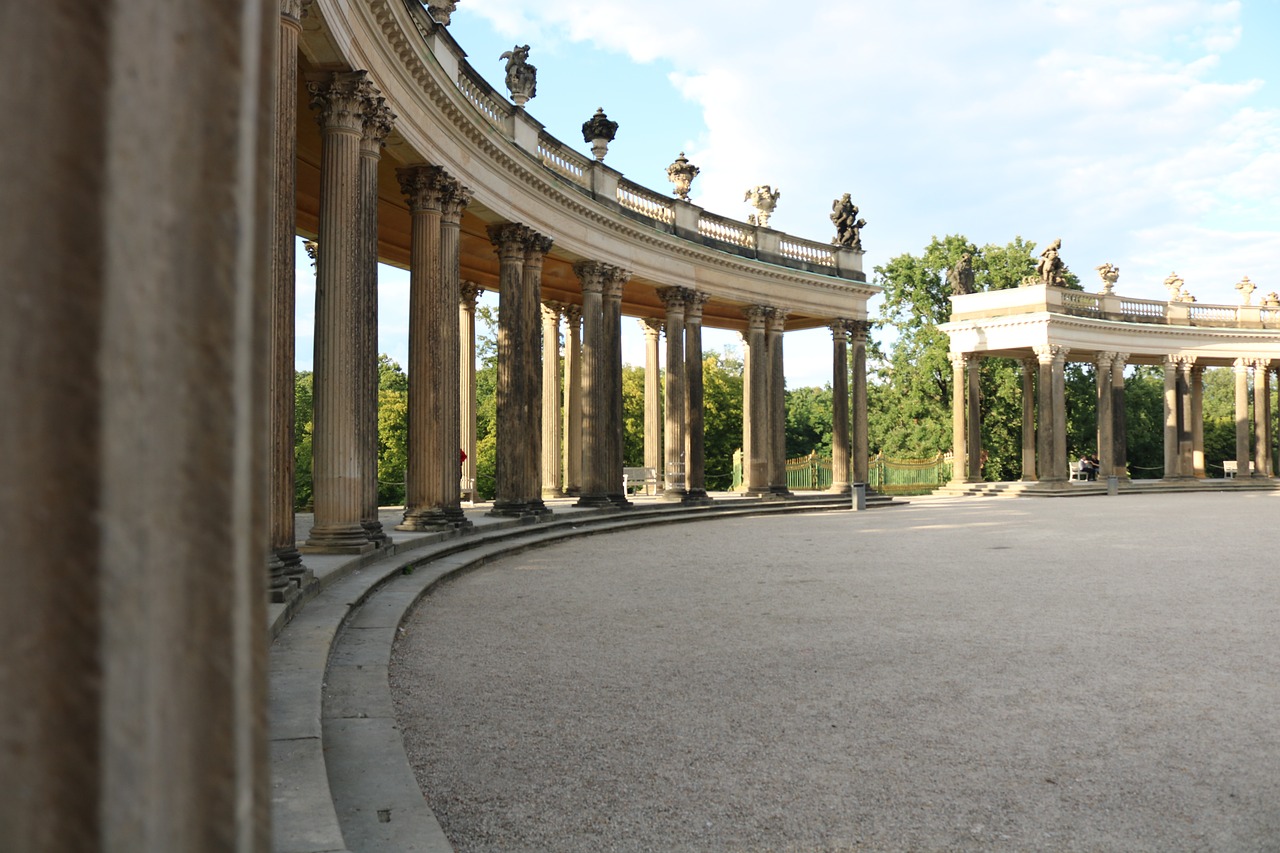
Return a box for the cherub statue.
[830,194,865,250]
[744,185,781,228]
[947,252,976,295]
[1036,238,1064,286]
[500,44,537,106]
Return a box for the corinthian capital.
[573,260,608,294]
[396,164,445,212]
[683,290,711,322]
[459,281,483,308]
[487,222,530,259]
[743,304,772,328]
[307,70,370,132]
[658,287,690,311]
[438,177,473,223]
[361,95,396,148]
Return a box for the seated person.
[1079,454,1099,481]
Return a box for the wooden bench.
[623,466,658,495]
[1069,460,1092,481]
[1223,460,1238,478]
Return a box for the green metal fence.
[868,452,952,494]
[786,451,834,491]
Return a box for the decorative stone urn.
[666,152,699,201]
[1236,275,1256,306]
[1095,262,1119,294]
[425,0,458,24]
[581,108,618,162]
[744,185,781,227]
[1163,272,1185,301]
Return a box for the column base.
[661,487,687,502]
[362,519,390,547]
[300,524,375,555]
[574,493,616,508]
[488,498,552,518]
[681,490,713,506]
[541,488,565,499]
[768,485,793,498]
[608,493,634,508]
[396,506,474,532]
[827,482,852,496]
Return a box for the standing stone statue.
[500,44,537,106]
[744,185,781,227]
[1036,237,1065,286]
[947,252,976,295]
[830,193,865,250]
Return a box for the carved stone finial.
[1235,275,1256,306]
[500,45,536,106]
[744,185,781,228]
[666,152,699,201]
[1095,262,1120,294]
[581,108,619,162]
[829,193,865,250]
[1163,272,1185,300]
[425,0,458,25]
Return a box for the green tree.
[701,349,743,490]
[376,355,409,505]
[622,364,646,467]
[294,370,314,510]
[785,385,833,458]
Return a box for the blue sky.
[298,0,1279,387]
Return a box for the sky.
[297,0,1280,388]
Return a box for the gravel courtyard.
[390,493,1280,851]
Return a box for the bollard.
[1106,475,1118,496]
[852,482,867,511]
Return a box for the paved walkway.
[389,492,1280,852]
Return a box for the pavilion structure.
[939,282,1280,488]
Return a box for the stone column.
[642,318,664,485]
[744,307,771,495]
[304,71,375,553]
[1191,363,1205,478]
[1111,353,1128,480]
[828,321,851,494]
[488,223,545,517]
[767,309,792,497]
[1,0,276,843]
[521,233,554,512]
[1235,357,1252,478]
[1021,357,1037,481]
[1177,358,1195,478]
[850,320,871,486]
[660,288,688,499]
[741,330,753,491]
[603,268,632,506]
[1034,347,1053,481]
[1096,352,1114,477]
[1162,356,1179,479]
[684,291,712,504]
[396,166,471,531]
[966,354,982,480]
[563,305,583,494]
[541,302,563,499]
[459,282,481,501]
[268,0,311,599]
[950,352,969,483]
[1253,358,1269,478]
[1051,346,1069,481]
[358,94,393,547]
[1267,366,1275,476]
[573,262,610,507]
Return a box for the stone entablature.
[304,0,874,329]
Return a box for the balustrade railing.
[698,213,755,248]
[616,179,676,224]
[537,137,591,188]
[1061,291,1102,315]
[1188,304,1235,324]
[779,237,836,266]
[456,68,508,129]
[1118,298,1164,321]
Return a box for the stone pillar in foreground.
[950,352,969,484]
[683,291,712,504]
[358,93,394,547]
[305,71,375,553]
[603,267,632,507]
[1234,357,1252,478]
[744,307,770,495]
[1163,355,1179,479]
[660,287,688,499]
[642,318,663,486]
[1034,347,1053,481]
[829,320,850,494]
[563,305,583,495]
[540,302,563,499]
[767,308,792,497]
[1051,346,1069,481]
[459,282,481,501]
[1111,353,1129,480]
[966,354,982,480]
[851,320,871,486]
[268,0,311,599]
[1178,357,1195,479]
[574,262,611,507]
[1253,358,1270,478]
[1021,356,1037,481]
[1096,352,1114,477]
[1191,362,1205,478]
[1,0,275,844]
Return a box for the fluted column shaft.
[767,310,791,496]
[661,288,688,499]
[1051,347,1069,481]
[851,321,871,485]
[741,331,753,491]
[1191,364,1205,477]
[966,355,982,480]
[1178,359,1195,478]
[1111,354,1129,479]
[950,352,969,483]
[643,319,663,484]
[744,309,770,494]
[304,71,375,553]
[358,96,393,547]
[521,236,553,512]
[459,283,481,500]
[1096,352,1114,477]
[684,292,711,503]
[1235,358,1252,477]
[541,303,563,498]
[829,321,850,494]
[574,263,610,506]
[1021,357,1037,481]
[563,305,583,494]
[1254,359,1270,478]
[1163,356,1179,478]
[268,2,310,595]
[604,270,632,506]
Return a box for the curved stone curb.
[270,496,881,852]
